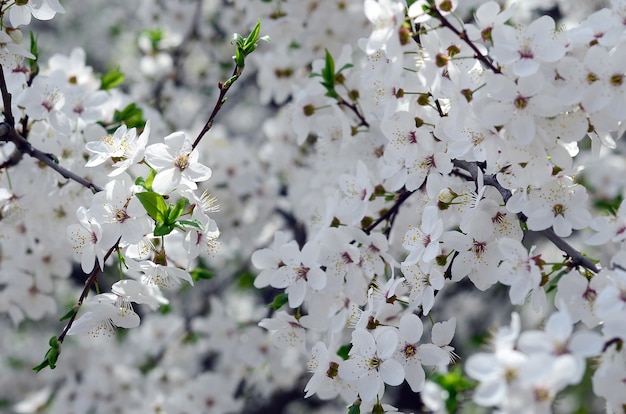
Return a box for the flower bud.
[7,28,22,43]
[438,187,456,204]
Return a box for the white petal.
[380,358,404,386]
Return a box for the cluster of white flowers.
[3,0,626,413]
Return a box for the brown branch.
[58,242,120,343]
[0,124,103,192]
[364,188,414,235]
[338,98,370,129]
[0,64,15,126]
[192,65,241,150]
[430,7,502,75]
[0,65,103,193]
[452,159,600,274]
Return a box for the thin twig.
[452,159,600,274]
[0,124,103,192]
[58,242,120,343]
[192,65,241,150]
[0,65,15,126]
[364,189,414,235]
[0,64,103,193]
[431,8,502,75]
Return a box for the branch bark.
[452,159,600,273]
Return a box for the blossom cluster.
[2,0,626,413]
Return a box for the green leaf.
[113,103,146,130]
[175,219,204,232]
[28,31,39,76]
[243,20,261,52]
[33,359,50,372]
[159,303,171,314]
[337,63,354,74]
[100,67,125,90]
[347,401,361,414]
[168,197,190,222]
[322,49,335,87]
[144,169,156,191]
[136,192,168,222]
[231,20,269,68]
[336,343,352,360]
[154,222,176,237]
[237,270,256,289]
[59,306,77,322]
[267,293,289,310]
[34,336,61,372]
[190,267,215,281]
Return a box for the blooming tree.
[2,0,626,413]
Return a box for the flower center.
[175,153,189,171]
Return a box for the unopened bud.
[417,94,430,106]
[399,27,411,46]
[303,104,315,116]
[7,28,22,43]
[438,187,455,204]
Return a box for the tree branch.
[452,159,600,273]
[0,64,103,193]
[58,242,120,344]
[192,65,241,150]
[430,7,502,75]
[364,188,414,235]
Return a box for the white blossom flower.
[491,15,565,77]
[258,311,306,351]
[270,240,327,308]
[144,131,212,194]
[127,259,193,288]
[66,206,106,273]
[339,328,405,402]
[67,293,140,337]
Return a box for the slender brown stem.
[0,65,15,126]
[452,159,600,273]
[0,64,103,193]
[192,65,241,150]
[430,7,502,74]
[58,242,120,343]
[364,189,414,235]
[338,98,370,129]
[0,123,103,192]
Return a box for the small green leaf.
[144,169,156,191]
[34,336,62,372]
[175,219,204,232]
[113,103,146,130]
[190,267,215,281]
[168,197,190,222]
[237,270,256,289]
[347,401,361,414]
[59,306,77,322]
[159,303,171,314]
[337,63,354,73]
[33,359,50,372]
[154,222,176,237]
[323,49,335,82]
[28,31,39,76]
[100,67,125,90]
[135,176,146,188]
[267,293,289,310]
[136,192,168,222]
[336,343,352,360]
[48,336,59,348]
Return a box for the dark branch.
[431,8,502,75]
[58,242,120,344]
[364,188,414,235]
[452,159,600,274]
[192,65,242,150]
